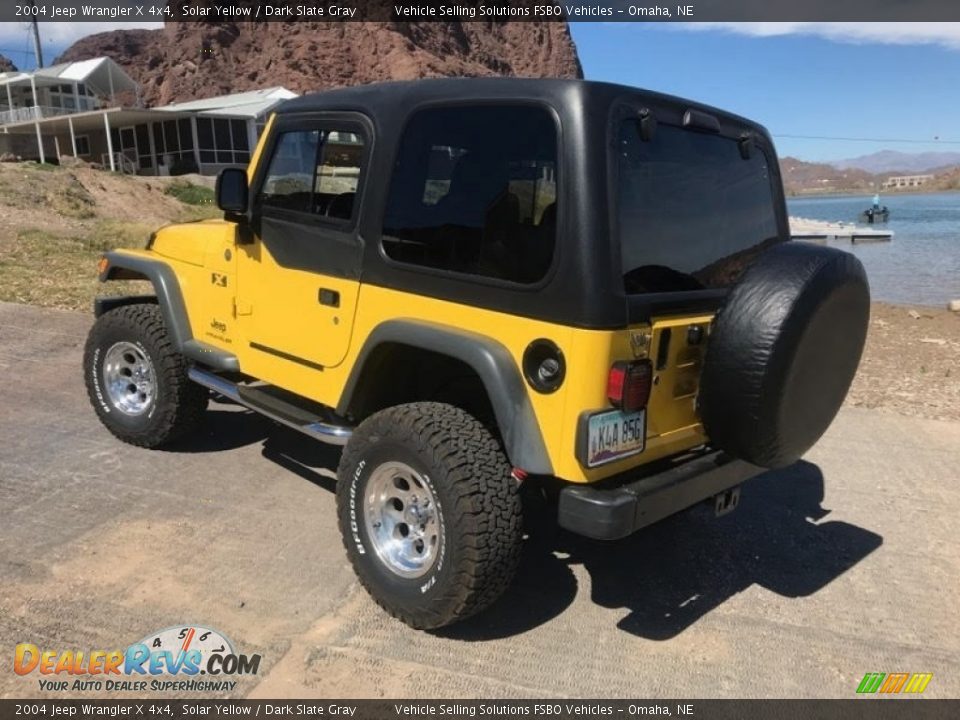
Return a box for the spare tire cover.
[698,242,870,469]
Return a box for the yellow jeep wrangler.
[84,78,869,629]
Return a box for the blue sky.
[2,21,960,162]
[570,23,960,161]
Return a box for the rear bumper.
[557,451,762,540]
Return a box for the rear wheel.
[336,402,522,629]
[83,303,207,447]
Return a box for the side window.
[257,128,365,220]
[382,106,558,284]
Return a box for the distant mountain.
[831,150,960,174]
[780,157,878,195]
[781,156,960,196]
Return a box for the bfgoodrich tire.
[336,402,522,630]
[698,243,870,469]
[83,303,207,448]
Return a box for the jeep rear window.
[382,105,557,284]
[617,121,781,293]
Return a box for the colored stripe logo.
[857,672,933,694]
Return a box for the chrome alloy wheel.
[102,341,156,416]
[364,461,442,578]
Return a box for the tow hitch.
[713,486,741,517]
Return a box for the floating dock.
[790,216,893,244]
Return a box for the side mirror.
[216,168,249,214]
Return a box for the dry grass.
[0,227,154,309]
[0,162,219,311]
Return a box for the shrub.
[164,181,214,206]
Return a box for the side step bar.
[188,367,353,446]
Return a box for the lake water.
[787,193,960,306]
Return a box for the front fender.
[97,251,239,372]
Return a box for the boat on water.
[860,206,890,223]
[861,192,890,223]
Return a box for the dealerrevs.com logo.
[14,625,261,693]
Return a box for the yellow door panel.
[237,237,359,369]
[236,117,368,374]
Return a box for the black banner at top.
[4,0,960,23]
[0,700,957,720]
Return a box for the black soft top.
[278,77,771,138]
[266,78,786,329]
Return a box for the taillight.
[607,360,653,412]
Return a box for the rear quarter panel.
[344,286,711,484]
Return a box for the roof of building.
[157,87,297,118]
[0,57,137,95]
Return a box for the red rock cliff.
[55,21,583,106]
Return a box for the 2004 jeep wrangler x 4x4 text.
[85,79,870,629]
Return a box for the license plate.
[585,409,646,468]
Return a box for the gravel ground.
[847,302,960,421]
[0,301,958,700]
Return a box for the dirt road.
[1,302,958,699]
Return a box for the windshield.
[617,120,782,294]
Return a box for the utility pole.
[29,1,44,68]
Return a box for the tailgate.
[643,313,713,441]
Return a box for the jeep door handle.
[318,288,340,307]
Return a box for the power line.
[775,133,960,145]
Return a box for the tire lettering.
[91,347,110,413]
[349,460,366,554]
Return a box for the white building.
[882,174,935,189]
[0,56,296,175]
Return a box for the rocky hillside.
[832,150,960,174]
[929,166,960,192]
[56,21,582,106]
[0,54,17,73]
[780,157,878,195]
[780,156,960,195]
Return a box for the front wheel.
[336,402,523,629]
[83,303,207,447]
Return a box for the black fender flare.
[96,252,239,372]
[337,319,553,475]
